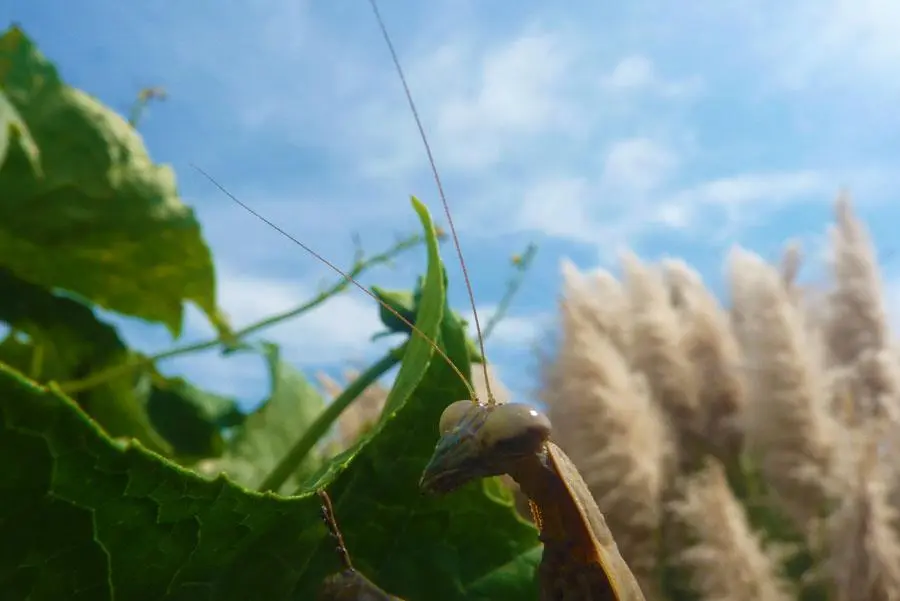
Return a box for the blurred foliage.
[0,25,541,601]
[0,26,217,337]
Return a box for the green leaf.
[0,331,35,375]
[381,197,448,417]
[372,285,418,335]
[146,375,244,460]
[0,199,541,600]
[0,25,216,336]
[259,346,402,494]
[371,280,484,365]
[0,266,171,455]
[439,294,473,394]
[196,343,327,493]
[0,267,124,378]
[0,362,329,601]
[0,89,40,174]
[83,360,174,457]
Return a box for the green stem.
[482,242,538,341]
[257,346,403,493]
[59,233,426,395]
[29,342,44,380]
[128,87,166,129]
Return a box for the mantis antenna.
[366,0,496,406]
[191,165,477,403]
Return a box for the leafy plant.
[0,24,541,600]
[0,27,217,337]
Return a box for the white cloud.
[748,0,900,93]
[356,28,587,177]
[460,135,684,247]
[460,135,681,245]
[654,202,692,229]
[487,315,547,349]
[156,8,709,264]
[439,33,573,135]
[601,138,678,193]
[602,55,655,91]
[192,267,390,366]
[516,176,595,240]
[601,55,703,98]
[675,171,829,209]
[462,306,549,351]
[654,171,833,240]
[503,166,845,254]
[352,26,705,185]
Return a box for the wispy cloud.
[602,55,703,99]
[208,267,390,366]
[463,306,551,351]
[602,138,680,194]
[754,0,900,93]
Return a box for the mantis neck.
[505,444,647,600]
[506,447,594,555]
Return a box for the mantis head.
[419,399,552,494]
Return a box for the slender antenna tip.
[369,0,495,405]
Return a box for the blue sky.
[7,0,900,411]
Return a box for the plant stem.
[128,87,167,129]
[29,342,44,380]
[59,233,426,395]
[257,345,403,493]
[482,242,538,341]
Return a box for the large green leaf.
[0,364,326,601]
[0,25,216,336]
[0,199,541,600]
[195,343,327,493]
[0,266,172,455]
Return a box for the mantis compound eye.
[438,399,482,435]
[480,403,551,455]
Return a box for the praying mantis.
[221,0,649,599]
[328,4,648,598]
